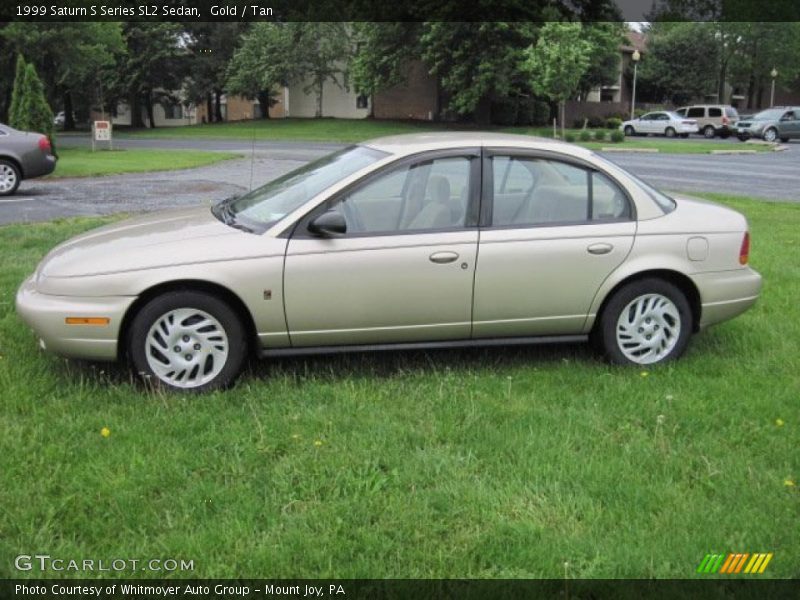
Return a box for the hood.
[39,206,280,278]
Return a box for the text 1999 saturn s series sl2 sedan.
[16,133,762,391]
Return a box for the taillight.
[739,232,750,265]
[38,136,51,154]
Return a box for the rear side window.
[687,107,705,118]
[708,107,722,117]
[489,156,630,227]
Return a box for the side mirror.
[308,210,347,237]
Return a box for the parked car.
[16,133,762,391]
[674,104,738,138]
[53,111,77,127]
[621,112,699,138]
[735,107,800,143]
[0,123,57,196]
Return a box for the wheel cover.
[616,293,681,364]
[764,128,777,142]
[0,164,17,192]
[665,128,675,137]
[704,126,715,138]
[144,308,229,388]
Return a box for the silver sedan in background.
[621,111,699,138]
[16,133,761,392]
[0,123,57,195]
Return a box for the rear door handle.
[429,251,459,264]
[587,243,613,255]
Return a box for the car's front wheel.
[128,291,247,392]
[763,127,778,143]
[0,159,21,196]
[623,125,635,136]
[595,278,692,366]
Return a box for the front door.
[284,151,480,346]
[472,151,636,338]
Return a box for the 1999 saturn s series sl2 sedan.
[16,133,762,391]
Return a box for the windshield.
[223,145,388,230]
[752,109,785,121]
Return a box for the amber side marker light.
[65,317,110,326]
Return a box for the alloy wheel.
[0,164,18,193]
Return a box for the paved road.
[1,136,796,224]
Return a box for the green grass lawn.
[50,148,239,178]
[0,194,798,579]
[118,118,773,154]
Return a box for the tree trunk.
[130,93,145,128]
[144,91,156,129]
[473,95,492,126]
[560,100,566,140]
[205,94,213,123]
[214,89,223,122]
[63,91,75,131]
[257,91,271,119]
[315,76,323,118]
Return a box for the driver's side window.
[331,156,472,234]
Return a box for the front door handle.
[429,251,459,264]
[587,243,614,255]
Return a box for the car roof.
[362,131,594,159]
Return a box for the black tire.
[0,159,21,196]
[780,137,790,143]
[128,291,248,392]
[665,127,677,138]
[703,125,716,139]
[737,135,748,142]
[594,278,693,366]
[623,125,635,136]
[763,127,778,143]
[680,133,689,138]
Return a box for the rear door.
[472,149,636,338]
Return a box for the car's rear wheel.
[665,127,677,138]
[595,278,692,366]
[703,125,716,138]
[763,127,778,143]
[128,291,247,392]
[0,160,21,196]
[623,125,635,136]
[780,137,790,143]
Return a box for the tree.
[350,22,423,107]
[8,54,27,127]
[421,22,539,124]
[523,22,592,137]
[112,23,186,128]
[1,23,124,130]
[576,23,627,100]
[10,61,54,148]
[184,23,248,122]
[295,23,352,118]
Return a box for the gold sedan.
[16,133,762,391]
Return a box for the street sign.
[92,121,113,151]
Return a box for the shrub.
[564,132,577,143]
[572,119,585,129]
[491,98,518,126]
[587,116,605,129]
[594,129,607,141]
[610,130,625,143]
[605,117,622,130]
[531,100,551,126]
[579,130,592,142]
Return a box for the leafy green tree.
[184,23,248,122]
[1,23,124,129]
[23,63,55,139]
[8,54,27,127]
[421,22,539,124]
[523,22,592,137]
[576,23,627,100]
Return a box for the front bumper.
[693,267,762,329]
[15,276,135,361]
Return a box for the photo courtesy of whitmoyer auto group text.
[0,0,798,598]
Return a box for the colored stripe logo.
[697,552,773,574]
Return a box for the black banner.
[2,579,800,600]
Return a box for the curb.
[600,147,659,153]
[772,145,789,152]
[710,149,757,155]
